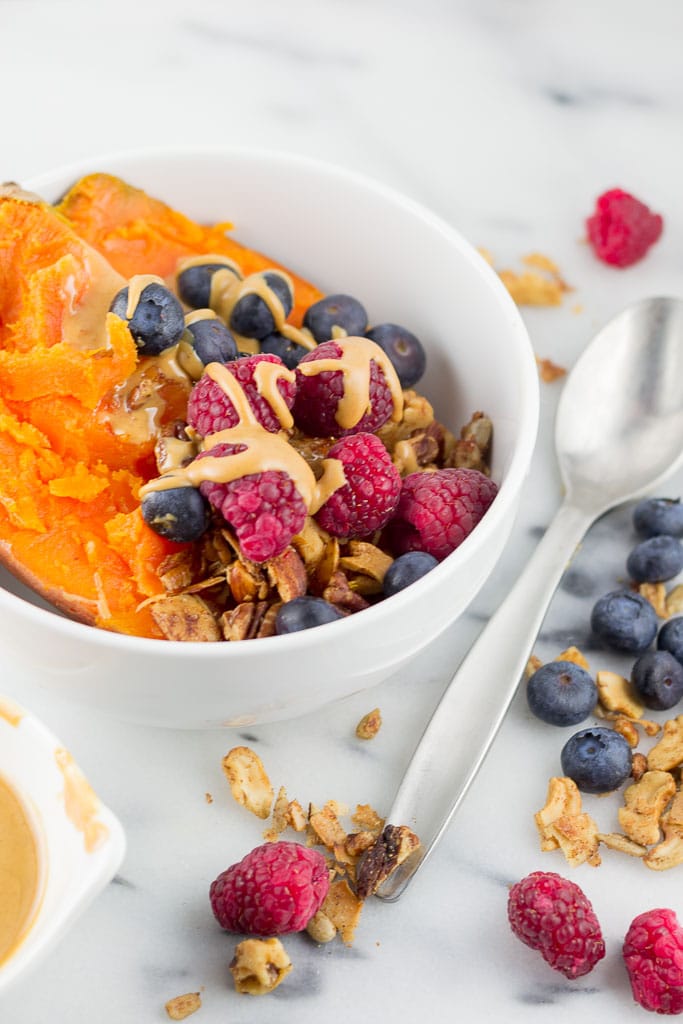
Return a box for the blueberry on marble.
[626,535,683,583]
[633,497,683,539]
[658,616,683,665]
[177,262,241,309]
[383,551,438,597]
[631,650,683,711]
[185,316,238,365]
[560,727,632,794]
[365,322,427,388]
[590,589,658,653]
[260,332,309,369]
[303,294,368,344]
[110,282,185,355]
[526,661,597,727]
[141,486,210,543]
[275,596,343,634]
[230,271,293,340]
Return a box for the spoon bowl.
[557,297,683,512]
[379,296,683,900]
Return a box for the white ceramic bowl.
[0,148,538,727]
[0,696,125,994]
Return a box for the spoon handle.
[377,499,594,901]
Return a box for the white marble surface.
[2,0,683,1019]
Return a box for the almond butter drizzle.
[55,748,108,853]
[184,308,219,326]
[213,271,317,353]
[62,248,126,352]
[140,424,345,516]
[298,336,404,429]
[125,274,166,319]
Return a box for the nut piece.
[265,547,308,603]
[318,879,363,945]
[309,802,348,850]
[339,541,394,583]
[555,646,590,671]
[306,908,338,944]
[647,716,683,771]
[596,670,645,719]
[618,771,677,846]
[356,824,421,899]
[644,789,683,871]
[638,582,668,618]
[613,716,640,748]
[165,993,202,1020]
[222,746,274,820]
[665,584,683,617]
[535,776,601,866]
[525,654,543,679]
[151,594,221,642]
[356,708,382,740]
[596,833,647,858]
[230,937,292,995]
[631,752,649,782]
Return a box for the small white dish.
[0,696,125,995]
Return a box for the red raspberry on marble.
[210,841,329,936]
[293,339,397,437]
[187,353,296,436]
[197,442,307,563]
[384,467,497,561]
[314,432,402,537]
[623,908,683,1015]
[586,188,663,268]
[507,871,605,980]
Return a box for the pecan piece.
[355,824,421,899]
[150,593,221,641]
[220,600,270,641]
[266,547,307,602]
[322,570,369,613]
[228,560,269,603]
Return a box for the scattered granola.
[229,938,292,995]
[222,746,274,820]
[536,357,567,383]
[596,670,645,720]
[356,708,382,740]
[164,992,202,1020]
[618,771,677,846]
[356,824,421,898]
[534,777,601,867]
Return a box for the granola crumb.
[165,992,202,1020]
[222,746,274,820]
[230,938,292,995]
[536,356,567,383]
[205,792,214,804]
[356,708,382,740]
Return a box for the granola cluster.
[143,399,492,641]
[530,647,683,871]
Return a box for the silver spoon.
[377,295,683,901]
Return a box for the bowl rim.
[1,144,539,655]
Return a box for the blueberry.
[526,661,598,727]
[177,262,241,309]
[141,486,210,542]
[631,650,683,711]
[185,316,238,365]
[590,589,658,653]
[633,497,683,539]
[658,616,683,665]
[111,281,185,355]
[260,332,309,369]
[383,551,438,597]
[560,727,632,794]
[365,323,426,388]
[275,596,343,634]
[303,294,368,344]
[626,535,683,583]
[230,271,293,340]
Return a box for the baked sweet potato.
[0,176,323,638]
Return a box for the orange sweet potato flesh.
[0,176,323,638]
[57,173,323,325]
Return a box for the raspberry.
[293,339,396,437]
[623,908,683,1014]
[315,432,402,537]
[210,841,329,936]
[384,467,497,561]
[586,188,663,268]
[507,871,605,979]
[197,442,307,563]
[187,353,296,436]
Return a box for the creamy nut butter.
[0,775,41,966]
